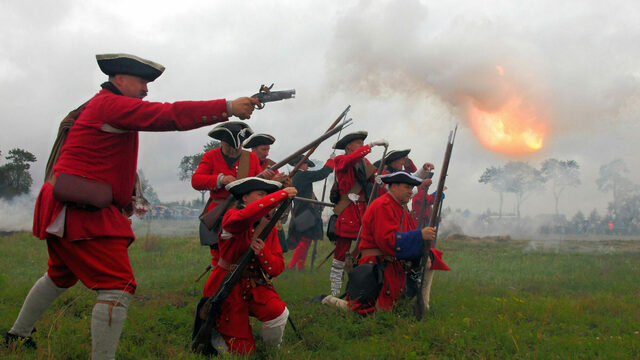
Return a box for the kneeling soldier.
[199,177,296,354]
[322,171,449,315]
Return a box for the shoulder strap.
[44,101,90,182]
[237,150,251,179]
[333,162,377,215]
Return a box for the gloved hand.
[369,139,389,147]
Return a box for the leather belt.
[46,175,57,187]
[360,248,395,262]
[217,258,238,272]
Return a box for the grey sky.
[1,0,639,224]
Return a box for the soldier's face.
[243,190,268,204]
[345,139,364,153]
[390,158,404,170]
[253,145,270,161]
[389,183,414,204]
[221,141,242,158]
[113,74,149,99]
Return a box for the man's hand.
[330,153,336,160]
[369,139,389,148]
[260,169,276,180]
[231,97,260,119]
[250,238,265,255]
[423,162,435,171]
[283,187,297,198]
[420,178,432,189]
[273,173,289,184]
[222,175,236,185]
[421,226,436,241]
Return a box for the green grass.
[1,230,639,359]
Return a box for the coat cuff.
[394,229,423,260]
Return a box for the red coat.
[411,189,435,226]
[202,190,288,339]
[33,88,230,241]
[191,148,262,211]
[352,192,420,314]
[334,145,374,238]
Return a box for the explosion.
[469,96,545,155]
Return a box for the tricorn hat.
[379,171,422,186]
[243,133,275,149]
[333,131,368,150]
[383,149,411,165]
[225,177,282,199]
[208,121,254,149]
[288,154,315,168]
[96,53,165,82]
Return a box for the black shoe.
[309,294,328,304]
[3,331,37,349]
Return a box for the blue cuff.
[430,191,445,200]
[394,230,423,260]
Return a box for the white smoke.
[0,195,35,231]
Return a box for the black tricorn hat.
[96,53,165,82]
[287,154,315,168]
[384,149,411,165]
[379,171,422,186]
[243,133,275,149]
[333,131,368,150]
[225,177,283,199]
[208,121,254,149]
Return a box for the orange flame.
[468,96,545,155]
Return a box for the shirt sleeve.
[221,190,289,234]
[334,145,372,171]
[95,94,231,131]
[255,228,285,277]
[191,151,218,191]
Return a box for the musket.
[200,119,352,230]
[344,144,389,271]
[292,196,335,208]
[414,125,457,321]
[252,83,295,109]
[290,106,351,175]
[192,199,292,355]
[320,106,351,202]
[309,239,319,271]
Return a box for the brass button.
[270,198,275,201]
[264,260,268,264]
[222,112,228,117]
[396,247,401,251]
[201,116,208,122]
[268,267,272,271]
[212,115,217,121]
[259,204,264,208]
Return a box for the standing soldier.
[3,53,259,358]
[328,131,387,296]
[287,154,335,271]
[198,177,296,354]
[322,172,449,314]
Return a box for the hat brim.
[384,149,411,165]
[333,131,368,150]
[380,171,422,186]
[96,53,165,82]
[225,177,282,199]
[208,121,254,148]
[243,134,275,149]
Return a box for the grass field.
[1,226,639,359]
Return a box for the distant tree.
[479,166,507,218]
[138,169,160,204]
[178,140,221,202]
[502,161,545,218]
[0,148,37,199]
[596,159,634,217]
[540,159,581,215]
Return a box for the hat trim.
[96,53,165,72]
